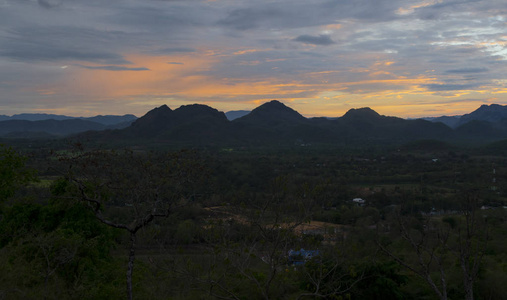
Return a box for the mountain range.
[1,102,507,147]
[423,104,507,128]
[0,114,137,138]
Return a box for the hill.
[0,113,137,138]
[0,119,107,137]
[78,100,461,147]
[459,104,507,126]
[125,104,230,144]
[225,110,250,121]
[3,101,507,147]
[425,104,507,129]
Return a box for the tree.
[450,190,488,300]
[377,211,451,300]
[57,148,207,300]
[0,144,36,203]
[0,195,121,299]
[376,190,488,300]
[171,177,315,299]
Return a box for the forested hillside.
[1,142,506,299]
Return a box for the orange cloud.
[233,49,262,55]
[60,51,497,118]
[324,24,342,30]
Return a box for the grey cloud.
[2,0,507,116]
[413,0,507,20]
[422,83,479,91]
[0,47,131,65]
[38,0,63,9]
[150,47,196,55]
[197,49,342,82]
[218,0,404,31]
[218,7,282,30]
[322,0,402,21]
[109,5,207,30]
[446,68,489,74]
[76,64,149,71]
[293,34,335,46]
[0,26,135,64]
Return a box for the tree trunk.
[464,277,474,300]
[127,232,136,300]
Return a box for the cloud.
[0,47,131,65]
[218,7,283,30]
[412,0,506,20]
[422,83,479,91]
[0,26,134,64]
[149,47,196,55]
[218,0,404,32]
[108,4,208,31]
[446,68,489,74]
[293,34,335,46]
[322,0,402,21]
[38,0,63,9]
[76,64,150,71]
[1,0,507,118]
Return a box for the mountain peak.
[252,100,304,117]
[145,104,172,116]
[174,104,225,117]
[259,100,289,109]
[235,100,306,125]
[342,107,381,119]
[459,103,507,125]
[171,104,229,124]
[130,104,173,130]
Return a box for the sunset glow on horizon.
[1,0,506,118]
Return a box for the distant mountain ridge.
[458,104,507,126]
[234,100,306,127]
[2,101,507,146]
[225,110,250,121]
[0,113,138,138]
[127,104,229,143]
[81,100,502,146]
[424,104,507,128]
[0,113,137,124]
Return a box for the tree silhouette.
[58,148,207,300]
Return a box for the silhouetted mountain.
[455,120,507,141]
[458,104,507,126]
[86,114,137,126]
[6,101,507,147]
[0,113,137,127]
[424,104,507,129]
[423,115,461,128]
[163,104,230,142]
[225,110,250,121]
[334,108,453,144]
[231,100,314,143]
[127,104,230,143]
[7,113,73,121]
[234,100,306,126]
[130,105,173,135]
[341,107,381,120]
[0,119,107,137]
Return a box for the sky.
[0,0,506,118]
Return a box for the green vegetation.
[1,142,506,299]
